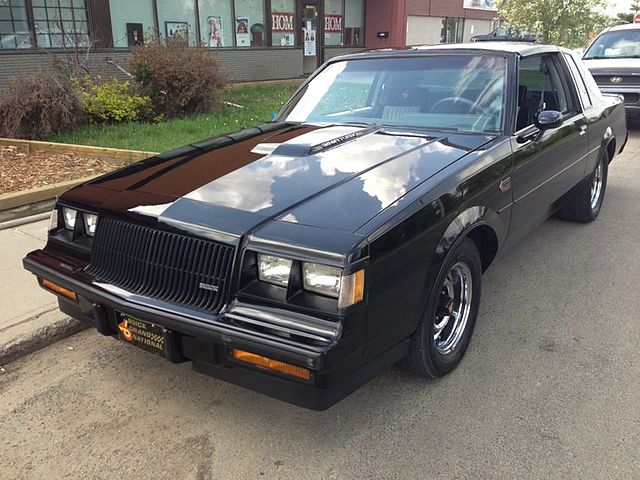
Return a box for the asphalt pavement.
[1,128,639,480]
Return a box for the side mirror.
[534,110,563,130]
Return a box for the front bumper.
[23,250,407,410]
[599,86,640,116]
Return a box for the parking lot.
[1,128,639,480]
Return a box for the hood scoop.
[251,125,381,158]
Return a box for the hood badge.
[610,77,623,84]
[499,177,511,193]
[198,282,219,292]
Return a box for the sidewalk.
[0,219,86,365]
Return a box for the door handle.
[579,125,587,136]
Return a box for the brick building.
[0,0,497,89]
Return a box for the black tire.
[556,150,608,223]
[406,237,482,378]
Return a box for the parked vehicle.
[583,23,640,118]
[471,26,538,42]
[24,43,626,410]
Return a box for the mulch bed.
[0,145,119,195]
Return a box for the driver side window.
[516,55,571,131]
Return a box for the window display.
[32,0,89,48]
[270,0,295,47]
[199,0,233,47]
[157,0,197,46]
[323,0,342,46]
[233,0,265,47]
[344,0,363,46]
[109,0,154,48]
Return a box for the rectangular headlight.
[62,207,77,230]
[258,254,292,287]
[83,213,98,236]
[302,263,342,298]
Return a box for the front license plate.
[116,313,165,356]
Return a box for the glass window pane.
[344,0,362,45]
[108,0,155,48]
[33,7,47,20]
[36,32,51,46]
[324,0,342,46]
[270,0,295,47]
[61,8,73,20]
[12,6,27,20]
[0,34,17,49]
[72,0,85,7]
[0,7,10,21]
[0,21,14,34]
[16,33,32,47]
[199,0,233,47]
[47,8,61,20]
[73,7,85,21]
[157,0,197,46]
[32,0,46,6]
[233,0,266,47]
[59,0,72,7]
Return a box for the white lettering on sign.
[324,15,343,32]
[272,13,294,32]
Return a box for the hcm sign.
[325,15,343,32]
[272,12,294,31]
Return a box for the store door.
[301,2,320,74]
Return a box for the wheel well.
[467,225,498,272]
[606,139,616,163]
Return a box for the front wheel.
[406,238,482,378]
[557,151,608,223]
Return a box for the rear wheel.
[557,150,608,223]
[406,238,482,378]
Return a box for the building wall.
[407,0,495,20]
[364,0,407,49]
[0,48,304,93]
[406,15,442,46]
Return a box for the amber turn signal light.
[39,278,78,302]
[232,349,311,381]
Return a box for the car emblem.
[198,282,219,292]
[610,77,623,84]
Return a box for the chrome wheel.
[590,160,604,211]
[434,262,473,355]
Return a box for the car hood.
[583,57,640,74]
[63,124,495,237]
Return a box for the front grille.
[593,75,640,86]
[86,218,234,313]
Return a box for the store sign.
[272,12,294,32]
[324,15,343,32]
[463,0,497,11]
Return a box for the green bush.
[80,78,152,123]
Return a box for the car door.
[507,53,589,245]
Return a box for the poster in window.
[207,16,224,47]
[303,21,316,56]
[235,17,250,47]
[126,23,144,47]
[165,21,189,43]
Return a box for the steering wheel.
[431,97,487,115]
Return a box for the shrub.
[130,37,227,119]
[0,72,85,139]
[80,78,153,123]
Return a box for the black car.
[24,43,626,410]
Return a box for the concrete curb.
[0,309,89,365]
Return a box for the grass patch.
[51,83,300,152]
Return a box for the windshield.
[282,55,507,134]
[584,29,640,59]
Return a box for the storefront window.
[270,0,295,47]
[441,17,465,44]
[32,0,89,48]
[109,0,155,48]
[323,0,342,46]
[233,0,265,47]
[344,0,363,46]
[157,0,197,46]
[0,0,31,49]
[199,0,233,47]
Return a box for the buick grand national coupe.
[24,43,626,410]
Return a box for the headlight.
[62,207,77,230]
[258,254,292,287]
[48,208,59,232]
[83,213,98,236]
[302,263,341,298]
